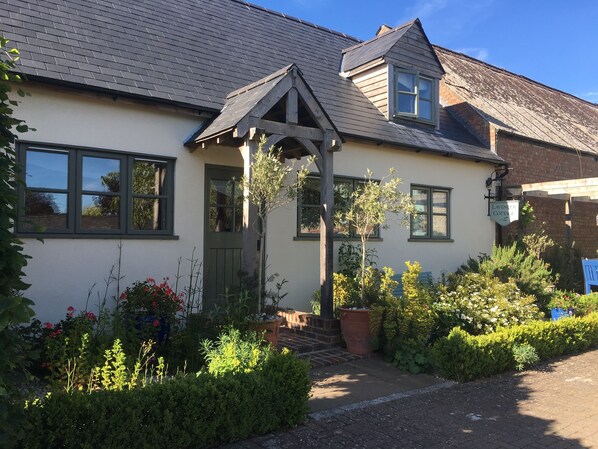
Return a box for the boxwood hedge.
[17,350,310,449]
[433,313,598,382]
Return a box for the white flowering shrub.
[435,273,543,335]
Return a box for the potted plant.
[337,168,414,354]
[119,277,184,343]
[246,275,288,347]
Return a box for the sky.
[251,0,598,103]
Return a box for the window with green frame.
[17,143,175,237]
[410,185,451,239]
[395,69,436,122]
[297,175,380,238]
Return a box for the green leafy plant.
[393,338,431,374]
[512,343,539,371]
[0,34,37,447]
[435,272,542,336]
[241,136,313,312]
[337,241,377,277]
[337,169,414,307]
[201,327,272,376]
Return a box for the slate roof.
[197,65,291,142]
[1,0,503,163]
[340,21,413,73]
[435,46,598,155]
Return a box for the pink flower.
[66,306,75,318]
[85,311,97,322]
[152,319,160,328]
[119,292,126,300]
[44,322,53,329]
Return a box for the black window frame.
[16,141,176,239]
[297,174,381,240]
[409,184,452,241]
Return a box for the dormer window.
[395,69,436,123]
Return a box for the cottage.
[4,0,503,321]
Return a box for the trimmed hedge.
[18,350,310,449]
[433,313,598,382]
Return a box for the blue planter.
[550,307,575,321]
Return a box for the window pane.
[418,99,432,120]
[334,180,352,212]
[82,157,120,193]
[397,72,415,93]
[398,93,416,114]
[299,206,320,235]
[210,179,234,206]
[419,78,432,100]
[132,198,165,230]
[412,188,428,212]
[433,191,448,214]
[433,215,448,237]
[301,177,320,206]
[23,191,68,230]
[412,214,428,237]
[133,160,167,195]
[209,206,234,232]
[81,194,120,230]
[26,150,68,189]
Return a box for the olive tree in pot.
[241,136,313,346]
[338,168,414,355]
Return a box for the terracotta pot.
[339,308,376,355]
[248,317,283,347]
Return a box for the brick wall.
[498,133,598,257]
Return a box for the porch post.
[565,197,573,248]
[319,129,335,319]
[241,132,260,289]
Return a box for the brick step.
[278,328,338,354]
[296,348,370,369]
[281,324,342,345]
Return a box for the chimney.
[376,24,393,36]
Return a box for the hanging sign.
[489,200,519,226]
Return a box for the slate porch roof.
[2,0,503,164]
[435,46,598,155]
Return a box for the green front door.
[203,165,244,309]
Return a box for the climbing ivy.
[0,34,36,447]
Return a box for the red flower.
[86,311,97,322]
[151,300,158,310]
[152,319,160,328]
[66,306,75,318]
[119,292,126,300]
[44,322,53,329]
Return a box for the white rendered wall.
[265,141,497,312]
[14,84,243,322]
[14,84,496,320]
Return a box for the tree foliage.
[241,136,313,311]
[338,168,414,306]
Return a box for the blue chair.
[391,271,433,297]
[581,258,598,295]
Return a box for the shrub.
[458,243,556,310]
[378,262,437,357]
[433,313,598,381]
[201,327,272,376]
[435,272,542,336]
[19,349,310,449]
[393,338,432,374]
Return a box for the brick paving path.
[227,350,598,448]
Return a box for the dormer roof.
[341,19,445,78]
